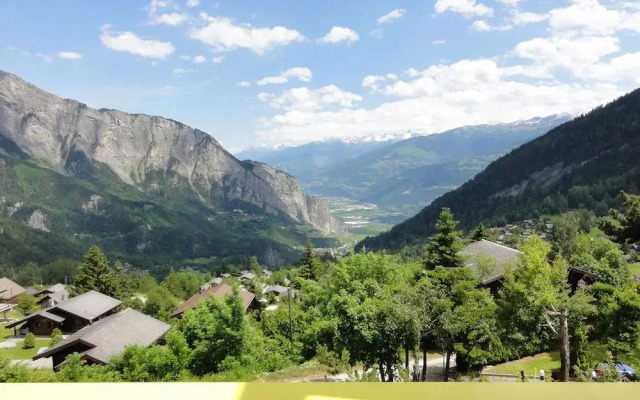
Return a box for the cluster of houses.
[490,219,554,245]
[1,278,170,371]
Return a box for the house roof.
[5,307,67,328]
[34,308,170,364]
[263,285,288,295]
[34,283,66,297]
[240,272,256,280]
[53,290,121,321]
[0,278,26,300]
[171,284,255,317]
[36,290,70,305]
[460,239,523,284]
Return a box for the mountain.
[304,115,572,214]
[0,70,343,268]
[234,132,420,184]
[358,89,640,252]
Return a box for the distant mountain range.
[239,115,572,217]
[0,70,343,268]
[358,89,640,252]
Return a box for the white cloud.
[100,25,175,59]
[431,39,446,45]
[36,53,53,63]
[377,9,406,25]
[259,85,362,111]
[496,0,520,5]
[434,0,493,18]
[470,20,512,32]
[256,67,312,86]
[237,81,251,87]
[212,55,225,63]
[512,10,548,25]
[147,0,188,26]
[317,26,359,45]
[362,75,386,88]
[186,0,199,7]
[172,68,194,76]
[192,54,206,63]
[190,13,305,55]
[256,58,625,145]
[369,28,384,39]
[548,0,640,36]
[57,51,83,60]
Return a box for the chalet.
[0,278,26,303]
[262,269,272,278]
[171,283,255,319]
[5,290,121,336]
[461,239,598,296]
[34,284,69,308]
[33,308,170,370]
[262,285,294,299]
[221,273,232,279]
[33,283,66,297]
[239,272,256,281]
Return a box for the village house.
[171,283,255,319]
[239,271,257,281]
[460,239,598,296]
[262,285,294,299]
[33,308,170,370]
[0,277,26,303]
[5,290,121,336]
[34,284,69,309]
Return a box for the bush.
[50,328,63,346]
[22,333,35,349]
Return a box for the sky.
[0,0,639,152]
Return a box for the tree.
[50,328,63,346]
[600,191,640,244]
[143,287,178,322]
[15,294,36,316]
[74,246,120,298]
[22,333,35,349]
[298,241,321,281]
[424,208,465,270]
[471,223,487,241]
[161,270,204,300]
[552,212,580,259]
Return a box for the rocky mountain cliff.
[0,70,343,235]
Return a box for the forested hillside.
[359,89,640,252]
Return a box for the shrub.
[22,333,35,349]
[50,328,63,346]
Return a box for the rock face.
[0,70,343,234]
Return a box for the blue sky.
[1,0,639,151]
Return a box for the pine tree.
[299,240,320,280]
[424,208,465,270]
[471,222,487,241]
[74,246,120,298]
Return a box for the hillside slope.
[0,70,343,267]
[358,89,640,252]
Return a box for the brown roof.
[0,278,26,300]
[171,284,254,318]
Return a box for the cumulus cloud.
[431,39,446,45]
[377,9,406,25]
[547,0,640,36]
[511,10,549,25]
[100,25,175,59]
[470,20,512,32]
[192,54,206,63]
[147,0,188,26]
[256,67,312,86]
[190,13,305,55]
[259,85,362,111]
[57,51,83,60]
[212,55,225,63]
[186,0,199,7]
[317,26,359,44]
[434,0,493,18]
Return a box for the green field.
[628,262,640,278]
[0,338,50,359]
[486,343,640,376]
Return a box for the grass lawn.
[0,338,50,359]
[255,361,329,382]
[485,342,640,376]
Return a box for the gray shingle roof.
[54,290,121,321]
[0,277,26,300]
[5,307,67,328]
[36,290,70,305]
[34,283,66,297]
[460,239,522,283]
[262,285,288,295]
[34,308,170,364]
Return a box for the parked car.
[593,362,636,381]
